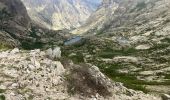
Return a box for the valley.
[0,0,170,100]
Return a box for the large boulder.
[46,47,61,59]
[10,48,20,54]
[135,44,151,50]
[67,64,114,97]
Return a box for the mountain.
[21,0,102,30]
[73,0,170,36]
[69,0,170,95]
[72,0,119,34]
[0,0,68,49]
[0,0,31,48]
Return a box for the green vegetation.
[21,41,44,50]
[161,38,170,43]
[150,43,169,50]
[0,89,6,93]
[96,30,103,35]
[164,74,170,79]
[98,48,138,58]
[68,53,84,64]
[96,62,170,93]
[0,43,11,50]
[0,95,5,100]
[96,63,148,93]
[63,36,170,93]
[29,27,38,38]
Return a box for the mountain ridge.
[73,0,170,37]
[21,0,102,30]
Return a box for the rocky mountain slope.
[21,0,101,30]
[0,0,31,48]
[0,48,160,100]
[68,0,170,96]
[1,0,170,99]
[0,0,68,49]
[73,0,170,36]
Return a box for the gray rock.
[113,56,138,63]
[11,83,19,89]
[10,48,20,54]
[46,47,61,59]
[135,44,151,50]
[53,47,61,59]
[46,48,53,59]
[28,64,35,70]
[162,94,170,100]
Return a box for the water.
[64,36,83,45]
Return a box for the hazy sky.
[86,0,102,4]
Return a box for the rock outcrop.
[46,47,61,59]
[0,0,31,47]
[0,0,68,49]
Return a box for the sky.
[86,0,102,4]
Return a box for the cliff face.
[73,0,170,36]
[0,0,31,48]
[0,0,67,49]
[21,0,101,30]
[0,0,30,27]
[72,0,119,34]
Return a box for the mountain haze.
[21,0,102,30]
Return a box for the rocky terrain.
[0,48,161,100]
[21,0,101,30]
[0,0,31,48]
[1,0,170,100]
[62,35,170,95]
[0,0,68,49]
[74,0,170,36]
[68,0,170,95]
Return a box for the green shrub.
[29,27,38,38]
[0,43,11,50]
[69,53,84,64]
[164,74,170,79]
[103,66,148,92]
[98,48,138,58]
[0,95,5,100]
[150,43,169,50]
[21,41,44,50]
[0,89,5,93]
[161,38,170,43]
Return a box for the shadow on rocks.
[66,64,113,97]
